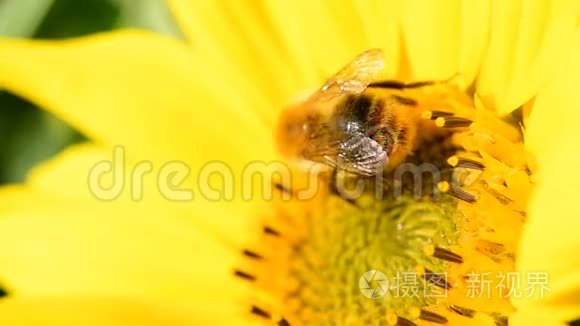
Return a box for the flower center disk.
[236,82,533,326]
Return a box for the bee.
[277,49,444,177]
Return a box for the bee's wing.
[311,49,385,102]
[305,133,387,177]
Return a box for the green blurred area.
[0,0,182,183]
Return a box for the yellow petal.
[23,141,260,252]
[0,296,252,325]
[456,0,491,86]
[258,0,370,89]
[167,0,303,110]
[0,30,277,168]
[25,143,111,201]
[512,28,580,324]
[399,0,460,80]
[476,0,578,114]
[0,184,253,304]
[353,0,401,78]
[0,143,265,321]
[398,0,491,85]
[0,31,279,237]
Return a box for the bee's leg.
[390,94,418,106]
[368,74,460,90]
[328,168,358,206]
[368,80,435,89]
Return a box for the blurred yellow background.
[0,0,179,183]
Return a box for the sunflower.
[0,1,578,325]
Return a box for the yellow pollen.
[423,244,435,256]
[437,181,451,193]
[447,156,460,167]
[386,312,398,325]
[421,110,433,120]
